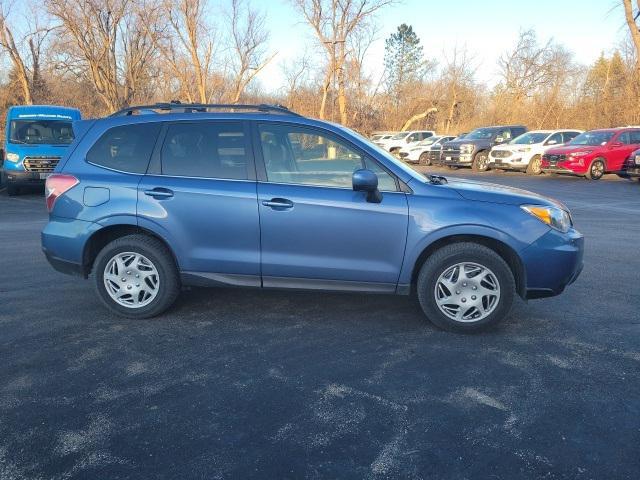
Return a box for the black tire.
[416,242,515,333]
[419,152,431,166]
[526,155,542,175]
[586,158,605,180]
[6,184,20,196]
[472,151,490,171]
[93,234,180,319]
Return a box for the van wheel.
[93,234,180,319]
[472,151,490,171]
[526,155,542,175]
[419,152,431,166]
[586,159,605,180]
[416,243,515,332]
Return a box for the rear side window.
[161,122,250,179]
[87,123,161,174]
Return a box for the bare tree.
[147,0,214,103]
[0,2,51,104]
[290,0,394,125]
[47,0,158,112]
[623,0,640,76]
[227,0,275,104]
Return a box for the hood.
[545,144,598,155]
[444,138,492,149]
[447,177,565,209]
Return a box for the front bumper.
[520,227,584,299]
[441,152,473,166]
[626,166,640,177]
[488,156,528,170]
[2,168,48,186]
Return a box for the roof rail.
[109,102,301,117]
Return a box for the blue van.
[2,105,81,195]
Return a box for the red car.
[541,128,640,180]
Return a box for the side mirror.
[495,136,504,143]
[353,169,382,203]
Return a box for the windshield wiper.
[428,174,448,185]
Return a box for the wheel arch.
[410,234,527,299]
[82,224,180,278]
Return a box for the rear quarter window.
[86,123,161,174]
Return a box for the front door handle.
[144,188,174,199]
[261,198,294,210]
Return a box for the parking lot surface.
[1,169,639,479]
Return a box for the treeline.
[0,0,639,136]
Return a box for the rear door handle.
[261,198,294,210]
[144,188,174,199]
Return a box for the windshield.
[464,128,498,140]
[569,131,615,146]
[390,132,409,140]
[345,127,427,181]
[9,119,74,145]
[510,132,549,145]
[417,137,439,146]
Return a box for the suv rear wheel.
[416,243,515,332]
[472,151,490,171]
[93,234,180,318]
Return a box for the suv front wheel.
[416,243,515,332]
[94,234,180,318]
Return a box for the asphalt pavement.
[1,168,639,479]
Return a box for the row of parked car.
[371,125,640,181]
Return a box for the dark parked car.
[624,148,640,180]
[441,125,527,171]
[41,103,583,332]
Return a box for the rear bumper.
[521,227,584,300]
[41,216,102,277]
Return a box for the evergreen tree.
[384,24,426,99]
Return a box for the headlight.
[635,154,640,165]
[5,152,20,163]
[569,150,592,158]
[521,205,572,233]
[460,144,474,153]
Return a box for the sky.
[257,0,627,92]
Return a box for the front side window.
[545,133,563,145]
[628,130,640,144]
[618,132,631,145]
[161,122,250,179]
[562,132,580,143]
[87,123,161,173]
[10,119,74,145]
[259,124,398,191]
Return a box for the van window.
[87,123,161,173]
[161,122,250,179]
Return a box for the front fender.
[398,194,550,285]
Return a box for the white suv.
[398,135,456,164]
[488,129,582,174]
[378,130,435,154]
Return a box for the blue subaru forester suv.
[41,104,584,332]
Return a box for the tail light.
[45,174,79,212]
